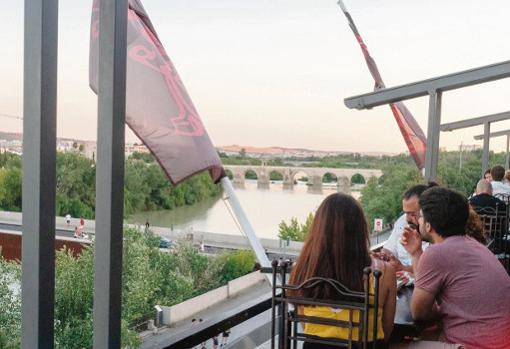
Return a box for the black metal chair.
[270,260,383,349]
[475,205,510,273]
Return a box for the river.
[128,180,362,239]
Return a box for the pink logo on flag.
[90,0,224,185]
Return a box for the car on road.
[159,237,173,249]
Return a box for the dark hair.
[402,182,438,200]
[419,187,468,237]
[466,206,486,244]
[491,166,505,181]
[289,193,371,299]
[484,168,491,175]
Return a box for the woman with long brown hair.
[289,193,396,348]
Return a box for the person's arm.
[381,263,396,341]
[410,287,438,321]
[387,253,413,273]
[402,231,444,323]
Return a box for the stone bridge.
[223,165,382,193]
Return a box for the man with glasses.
[397,187,510,349]
[376,183,437,274]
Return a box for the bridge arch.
[244,169,258,180]
[269,170,284,181]
[351,173,366,185]
[322,172,338,184]
[292,170,311,183]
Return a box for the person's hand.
[400,226,422,257]
[387,254,404,272]
[396,270,410,283]
[372,251,391,262]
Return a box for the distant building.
[459,144,482,152]
[125,143,150,157]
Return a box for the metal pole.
[481,122,491,177]
[506,135,510,169]
[93,0,128,347]
[22,0,58,347]
[424,90,442,181]
[459,142,463,173]
[221,177,271,268]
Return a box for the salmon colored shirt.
[415,235,510,349]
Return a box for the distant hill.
[0,132,397,157]
[0,132,22,141]
[0,131,94,144]
[217,144,397,157]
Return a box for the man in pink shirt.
[396,187,510,349]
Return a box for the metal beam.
[473,129,510,140]
[473,129,510,169]
[344,60,510,110]
[93,0,128,348]
[440,111,510,132]
[424,91,442,181]
[22,0,58,348]
[481,123,491,176]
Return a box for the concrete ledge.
[228,270,265,297]
[161,271,266,326]
[162,286,228,325]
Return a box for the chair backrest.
[475,205,508,258]
[271,260,382,349]
[494,193,510,219]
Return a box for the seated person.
[396,187,510,349]
[483,168,492,182]
[289,193,396,348]
[465,205,487,245]
[489,165,510,196]
[468,179,506,212]
[377,183,435,274]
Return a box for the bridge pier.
[337,176,351,194]
[257,169,270,189]
[282,170,294,190]
[232,172,245,189]
[306,175,323,193]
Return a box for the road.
[0,221,75,238]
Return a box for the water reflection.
[127,180,361,239]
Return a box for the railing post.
[505,134,510,169]
[93,0,128,347]
[21,0,58,348]
[481,122,491,177]
[424,90,442,181]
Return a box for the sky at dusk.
[1,0,509,153]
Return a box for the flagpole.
[221,177,271,269]
[336,0,427,173]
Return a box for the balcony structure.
[14,1,510,348]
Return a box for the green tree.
[269,171,283,181]
[322,173,337,183]
[0,257,21,349]
[0,167,22,211]
[360,163,422,230]
[245,170,257,180]
[214,250,256,286]
[278,213,314,242]
[351,173,366,185]
[0,226,259,348]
